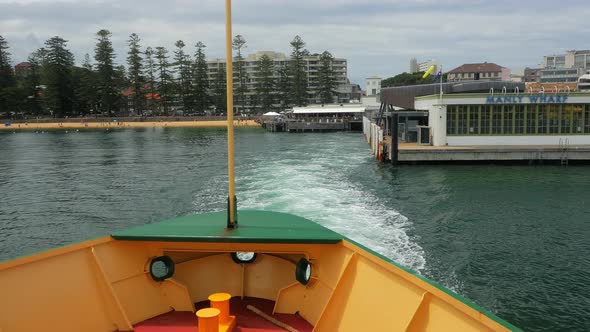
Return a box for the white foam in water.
[237,151,426,273]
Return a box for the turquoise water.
[1,128,589,331]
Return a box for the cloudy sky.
[2,0,590,87]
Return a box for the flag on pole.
[433,69,442,81]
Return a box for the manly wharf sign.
[486,94,569,104]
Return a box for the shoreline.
[0,120,260,130]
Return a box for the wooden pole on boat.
[225,0,237,227]
[246,305,300,332]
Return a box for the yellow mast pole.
[225,0,237,227]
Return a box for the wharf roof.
[381,81,525,109]
[448,63,504,74]
[292,105,365,114]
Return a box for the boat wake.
[236,146,426,273]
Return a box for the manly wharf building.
[368,81,590,163]
[415,90,590,146]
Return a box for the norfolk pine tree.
[94,29,119,116]
[0,35,17,116]
[318,51,337,104]
[213,67,227,113]
[174,40,193,112]
[288,35,309,106]
[232,35,248,113]
[23,49,45,116]
[0,36,15,89]
[144,47,157,113]
[276,67,291,109]
[193,41,209,114]
[155,46,172,115]
[256,54,275,111]
[114,65,129,114]
[44,36,75,118]
[127,33,145,115]
[80,53,98,115]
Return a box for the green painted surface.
[112,210,343,244]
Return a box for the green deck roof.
[112,210,343,244]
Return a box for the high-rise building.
[410,58,418,73]
[542,50,590,69]
[542,55,566,69]
[417,60,440,73]
[207,51,350,111]
[539,50,590,83]
[539,68,581,83]
[410,58,441,74]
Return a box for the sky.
[2,0,590,88]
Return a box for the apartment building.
[524,67,541,83]
[207,51,350,112]
[539,50,590,83]
[409,58,440,74]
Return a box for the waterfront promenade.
[0,119,260,130]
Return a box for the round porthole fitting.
[149,256,175,281]
[231,252,257,264]
[295,258,312,285]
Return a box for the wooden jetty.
[263,118,363,132]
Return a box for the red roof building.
[447,62,511,82]
[121,87,160,100]
[14,62,32,77]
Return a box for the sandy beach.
[0,120,260,130]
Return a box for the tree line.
[381,71,448,88]
[0,32,339,119]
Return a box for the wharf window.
[538,105,547,134]
[504,105,514,134]
[526,105,537,134]
[447,106,457,135]
[492,105,502,134]
[572,105,584,133]
[585,105,590,133]
[446,102,590,136]
[515,105,525,134]
[480,106,491,134]
[548,105,559,134]
[457,105,468,134]
[469,106,478,134]
[562,105,573,134]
